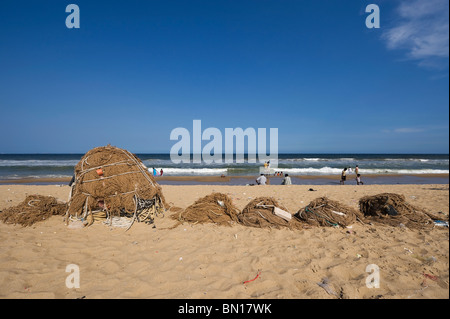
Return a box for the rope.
[81,171,142,183]
[125,195,138,232]
[303,206,338,227]
[119,148,155,187]
[104,216,134,228]
[77,160,130,174]
[28,199,41,207]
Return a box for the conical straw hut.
[65,145,166,229]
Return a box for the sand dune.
[0,184,448,299]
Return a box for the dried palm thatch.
[238,197,305,230]
[295,197,365,228]
[65,145,167,229]
[0,195,67,226]
[359,193,441,231]
[173,192,240,226]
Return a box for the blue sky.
[0,0,448,154]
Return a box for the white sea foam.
[0,160,79,167]
[271,167,449,175]
[0,174,72,179]
[160,168,228,176]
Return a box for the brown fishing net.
[0,195,67,226]
[238,197,305,230]
[295,197,365,228]
[173,192,240,226]
[359,193,441,231]
[65,145,167,228]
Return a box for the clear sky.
[0,0,448,154]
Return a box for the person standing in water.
[340,168,347,185]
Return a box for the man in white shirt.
[256,174,267,185]
[282,174,292,185]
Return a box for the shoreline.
[0,173,448,186]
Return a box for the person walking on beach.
[256,174,267,185]
[281,173,292,185]
[340,168,347,185]
[356,174,364,185]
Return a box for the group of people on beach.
[151,167,163,177]
[256,173,292,186]
[150,165,362,185]
[340,165,364,185]
[256,165,364,186]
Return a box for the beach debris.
[404,247,413,254]
[409,253,437,265]
[359,193,446,231]
[317,278,338,297]
[237,197,305,230]
[422,273,448,289]
[434,220,449,227]
[64,145,167,230]
[423,273,438,281]
[295,197,364,228]
[0,195,67,226]
[173,192,240,226]
[67,220,86,229]
[273,207,292,221]
[243,270,261,284]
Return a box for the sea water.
[0,154,448,183]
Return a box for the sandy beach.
[0,183,448,300]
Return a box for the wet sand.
[0,173,448,186]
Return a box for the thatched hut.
[65,145,166,229]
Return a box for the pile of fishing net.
[0,195,67,227]
[237,197,305,230]
[65,145,167,229]
[173,192,240,226]
[359,193,445,231]
[295,197,364,228]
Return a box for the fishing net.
[173,192,240,226]
[295,197,365,228]
[238,197,305,230]
[359,193,442,231]
[65,145,167,229]
[0,195,67,227]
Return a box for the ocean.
[0,154,448,185]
